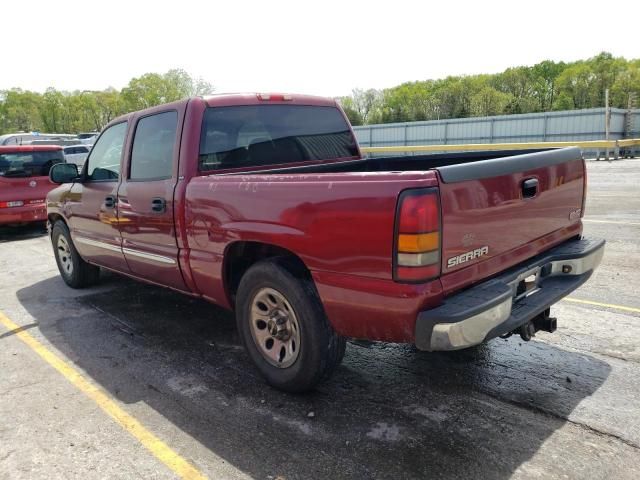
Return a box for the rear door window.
[199,105,358,171]
[130,111,178,181]
[0,150,64,177]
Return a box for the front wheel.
[236,258,346,393]
[51,221,100,288]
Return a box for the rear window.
[199,105,358,171]
[0,150,64,177]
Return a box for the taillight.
[0,200,24,208]
[394,188,441,282]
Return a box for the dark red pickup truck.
[46,93,604,392]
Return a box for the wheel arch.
[223,240,312,308]
[48,212,67,229]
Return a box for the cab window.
[130,111,177,181]
[86,122,127,181]
[198,105,358,171]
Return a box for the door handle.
[104,195,116,208]
[151,197,166,213]
[522,178,539,198]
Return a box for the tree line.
[1,53,638,135]
[0,69,213,135]
[337,52,640,125]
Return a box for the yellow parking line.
[564,298,640,314]
[583,219,640,226]
[0,310,206,480]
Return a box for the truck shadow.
[17,274,611,479]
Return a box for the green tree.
[589,52,627,107]
[164,69,214,97]
[121,73,167,111]
[470,86,513,116]
[555,62,598,109]
[122,69,214,111]
[93,89,126,128]
[611,64,640,108]
[336,96,363,126]
[432,77,477,119]
[40,88,66,132]
[0,70,214,136]
[0,89,43,133]
[349,88,382,124]
[492,67,538,113]
[531,60,566,111]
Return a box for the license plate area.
[513,267,542,302]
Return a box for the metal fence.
[353,108,640,156]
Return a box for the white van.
[62,144,92,166]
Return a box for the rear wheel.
[52,221,100,288]
[248,287,302,369]
[236,258,346,393]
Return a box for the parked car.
[31,139,83,147]
[76,132,99,145]
[0,145,65,226]
[0,133,77,146]
[46,94,604,392]
[63,144,92,166]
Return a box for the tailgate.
[0,175,53,204]
[436,147,585,292]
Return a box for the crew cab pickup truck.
[1,145,65,226]
[46,93,604,392]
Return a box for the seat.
[248,137,277,165]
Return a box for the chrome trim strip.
[122,247,176,265]
[75,236,123,254]
[74,236,176,265]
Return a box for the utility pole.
[626,92,637,158]
[604,88,611,161]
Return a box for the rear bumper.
[415,236,605,351]
[0,203,47,225]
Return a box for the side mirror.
[50,163,80,184]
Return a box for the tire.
[51,221,100,288]
[236,257,346,393]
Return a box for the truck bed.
[230,148,561,175]
[191,146,585,290]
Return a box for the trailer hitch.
[501,308,557,341]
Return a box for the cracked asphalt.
[1,158,639,479]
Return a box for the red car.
[46,94,604,392]
[0,145,65,226]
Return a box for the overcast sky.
[3,0,638,97]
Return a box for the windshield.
[199,105,358,171]
[0,150,65,177]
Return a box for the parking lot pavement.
[1,158,640,480]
